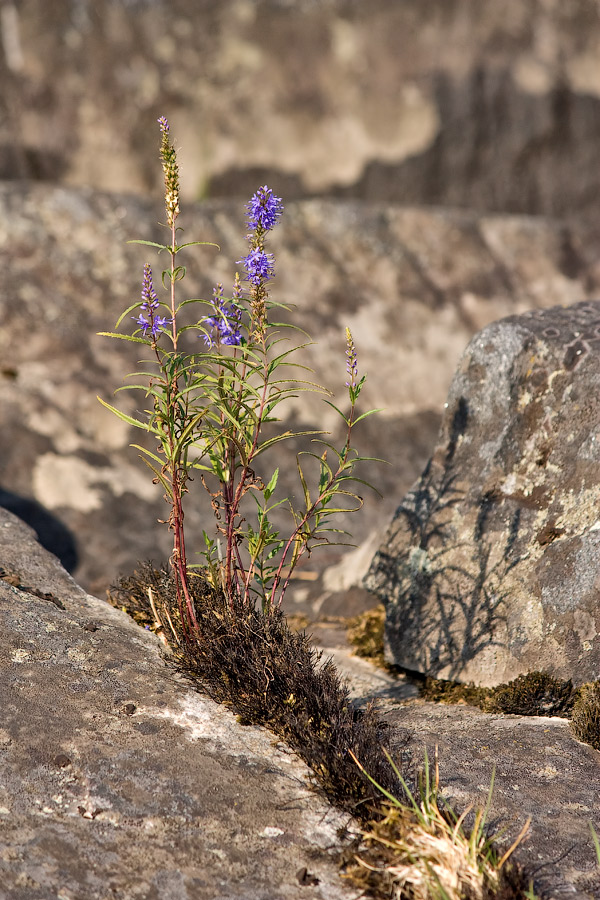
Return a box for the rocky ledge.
[0,506,355,900]
[2,504,600,898]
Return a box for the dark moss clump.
[109,564,403,821]
[483,671,576,717]
[417,671,576,718]
[420,675,490,708]
[346,605,391,670]
[570,681,600,749]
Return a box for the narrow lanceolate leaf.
[255,430,324,457]
[97,397,152,430]
[337,474,382,493]
[352,408,385,425]
[172,412,205,459]
[97,331,149,345]
[174,241,220,251]
[264,468,279,501]
[126,239,171,250]
[129,444,166,467]
[296,458,311,508]
[138,456,173,499]
[113,302,143,329]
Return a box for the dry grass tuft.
[344,750,530,900]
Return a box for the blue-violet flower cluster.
[204,282,242,348]
[246,185,283,232]
[239,247,275,286]
[238,186,283,288]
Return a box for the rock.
[366,299,600,687]
[2,503,600,899]
[313,619,600,899]
[4,1,600,224]
[2,181,598,612]
[0,505,356,899]
[380,701,600,900]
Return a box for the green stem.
[268,399,357,609]
[164,218,195,633]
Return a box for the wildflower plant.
[100,117,378,633]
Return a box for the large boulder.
[366,300,600,687]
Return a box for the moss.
[420,675,490,708]
[417,671,576,719]
[484,672,576,717]
[570,681,600,749]
[109,564,403,820]
[346,605,390,669]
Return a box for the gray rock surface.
[1,181,597,615]
[0,505,357,900]
[4,1,600,224]
[366,300,600,687]
[310,622,600,900]
[3,504,600,900]
[381,702,600,900]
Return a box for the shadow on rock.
[0,489,78,573]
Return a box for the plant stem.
[165,219,196,634]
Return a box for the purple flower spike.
[133,264,172,339]
[157,116,169,134]
[246,185,283,232]
[141,263,159,311]
[238,248,275,285]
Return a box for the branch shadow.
[368,397,524,679]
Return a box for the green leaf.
[97,396,152,430]
[175,241,220,251]
[264,468,279,501]
[127,239,170,250]
[113,302,143,329]
[138,456,173,499]
[129,444,166,467]
[254,430,324,457]
[352,408,385,425]
[296,458,311,508]
[97,331,149,345]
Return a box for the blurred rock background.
[4,0,600,219]
[2,0,600,614]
